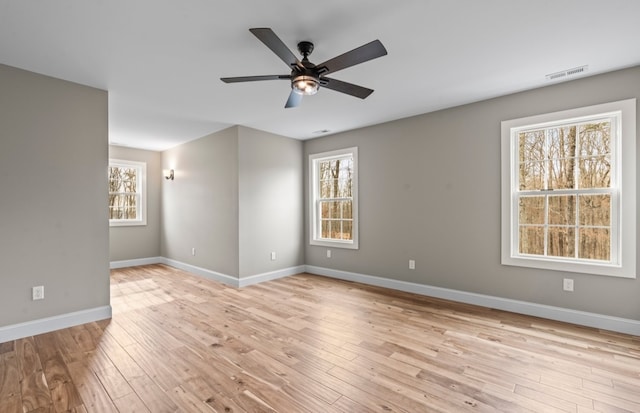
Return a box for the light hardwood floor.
[1,264,639,412]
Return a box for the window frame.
[501,99,636,278]
[309,147,359,249]
[108,159,147,227]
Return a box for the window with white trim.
[309,147,358,249]
[501,99,636,278]
[108,159,147,226]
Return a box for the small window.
[501,99,636,278]
[309,147,358,249]
[108,159,146,226]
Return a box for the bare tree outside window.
[109,166,138,219]
[108,160,145,225]
[310,147,358,249]
[318,156,354,240]
[517,121,611,261]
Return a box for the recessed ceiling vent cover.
[546,65,588,81]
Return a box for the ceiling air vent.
[546,65,588,81]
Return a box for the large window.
[309,147,358,249]
[501,99,635,278]
[108,159,146,226]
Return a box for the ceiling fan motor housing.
[297,41,314,58]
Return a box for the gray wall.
[109,145,162,262]
[161,127,240,276]
[304,66,640,320]
[0,64,110,327]
[160,126,304,278]
[238,126,304,278]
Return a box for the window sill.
[310,239,359,250]
[109,220,147,227]
[501,254,634,279]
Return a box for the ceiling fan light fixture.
[292,75,319,95]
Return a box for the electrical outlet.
[271,251,276,261]
[32,286,44,300]
[563,278,574,292]
[409,259,416,270]
[191,247,196,256]
[326,249,331,258]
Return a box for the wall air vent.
[546,65,588,81]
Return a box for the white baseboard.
[0,305,112,343]
[239,265,306,287]
[161,258,239,286]
[110,257,163,269]
[160,258,304,288]
[111,257,305,288]
[305,265,640,337]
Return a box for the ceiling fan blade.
[249,28,301,69]
[317,40,387,75]
[285,90,303,108]
[220,75,290,83]
[321,77,374,99]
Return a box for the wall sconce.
[165,169,174,180]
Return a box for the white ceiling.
[1,1,639,151]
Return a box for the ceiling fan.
[220,28,388,108]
